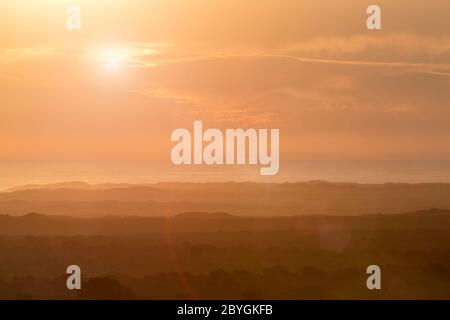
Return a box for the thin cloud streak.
[148,52,450,74]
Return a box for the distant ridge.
[175,212,236,219]
[2,181,450,217]
[0,209,449,236]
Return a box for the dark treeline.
[0,209,449,299]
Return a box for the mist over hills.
[1,183,450,299]
[1,181,450,217]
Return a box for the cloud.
[0,0,449,160]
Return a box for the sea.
[1,160,450,191]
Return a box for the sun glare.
[100,48,130,70]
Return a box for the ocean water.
[1,160,450,191]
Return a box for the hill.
[2,182,450,217]
[0,209,449,235]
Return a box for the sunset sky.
[0,0,449,162]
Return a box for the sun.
[99,48,130,70]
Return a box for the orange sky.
[0,0,449,161]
